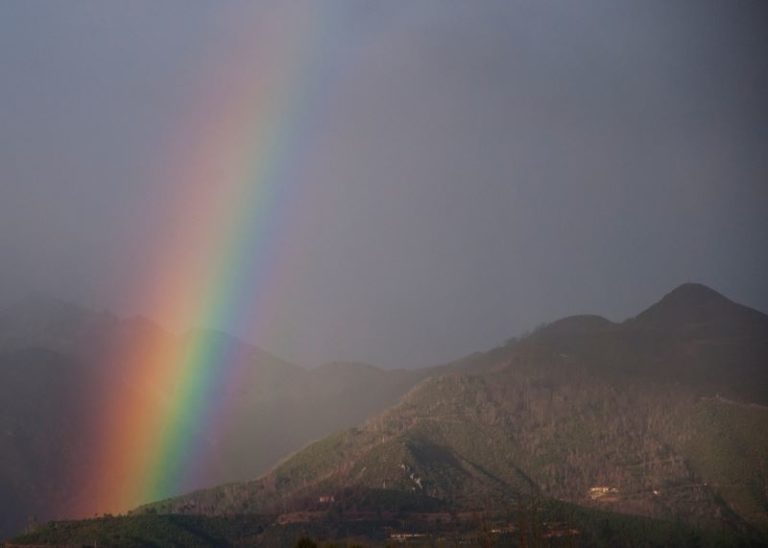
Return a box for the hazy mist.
[1,0,766,368]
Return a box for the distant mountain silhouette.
[0,294,119,352]
[0,297,429,539]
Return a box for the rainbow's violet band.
[84,6,329,514]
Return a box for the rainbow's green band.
[84,5,333,514]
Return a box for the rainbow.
[81,5,335,515]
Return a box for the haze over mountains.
[2,2,766,545]
[0,297,427,538]
[141,284,768,530]
[3,283,767,545]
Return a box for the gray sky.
[1,1,766,368]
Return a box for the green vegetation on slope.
[139,285,768,540]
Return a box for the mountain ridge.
[0,297,432,539]
[629,282,768,334]
[136,283,768,541]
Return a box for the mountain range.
[4,283,768,546]
[0,297,428,539]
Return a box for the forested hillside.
[142,285,768,539]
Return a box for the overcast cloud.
[1,1,766,367]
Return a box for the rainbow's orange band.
[79,5,327,515]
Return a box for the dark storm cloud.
[1,1,766,367]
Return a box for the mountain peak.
[630,283,767,332]
[658,282,726,305]
[639,283,730,319]
[534,314,615,337]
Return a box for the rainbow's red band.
[79,5,325,516]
